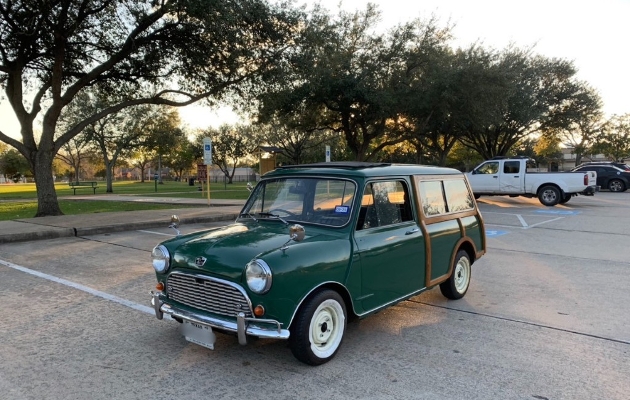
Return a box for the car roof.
[264,162,462,178]
[573,164,625,171]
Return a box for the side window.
[419,181,446,216]
[443,179,474,212]
[503,161,520,174]
[476,162,499,174]
[356,180,412,230]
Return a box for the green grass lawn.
[0,180,250,220]
[0,200,199,221]
[0,180,251,199]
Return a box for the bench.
[68,181,99,195]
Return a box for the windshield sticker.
[334,206,350,214]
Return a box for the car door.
[470,161,500,193]
[353,179,425,312]
[499,160,523,193]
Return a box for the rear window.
[419,177,474,216]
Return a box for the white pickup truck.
[467,157,598,206]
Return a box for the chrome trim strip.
[356,287,429,317]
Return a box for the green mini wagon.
[151,162,486,365]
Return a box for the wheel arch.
[536,182,561,196]
[288,282,356,330]
[457,240,477,265]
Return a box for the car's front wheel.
[289,290,347,365]
[440,250,472,300]
[608,179,626,192]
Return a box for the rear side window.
[419,178,474,216]
[419,181,446,216]
[443,179,474,212]
[503,161,520,174]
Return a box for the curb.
[0,213,239,244]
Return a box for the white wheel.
[440,250,472,299]
[289,290,347,365]
[308,299,345,359]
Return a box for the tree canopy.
[0,0,298,216]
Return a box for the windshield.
[241,178,357,227]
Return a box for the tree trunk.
[34,149,63,217]
[106,165,114,192]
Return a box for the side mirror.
[289,224,305,242]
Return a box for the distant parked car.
[571,164,630,192]
[575,161,630,171]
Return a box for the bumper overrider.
[150,291,290,345]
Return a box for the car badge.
[195,257,207,267]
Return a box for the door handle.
[405,228,420,235]
[493,176,498,178]
[513,175,519,178]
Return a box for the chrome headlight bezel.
[151,245,170,273]
[245,259,272,294]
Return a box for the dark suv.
[571,164,630,192]
[575,161,630,171]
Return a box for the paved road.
[0,192,628,399]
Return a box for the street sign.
[197,164,207,180]
[203,137,212,165]
[325,145,331,162]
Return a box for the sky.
[1,0,629,141]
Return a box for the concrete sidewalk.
[0,195,246,244]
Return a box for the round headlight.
[245,259,272,294]
[151,245,170,273]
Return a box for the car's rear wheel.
[608,179,625,192]
[440,250,471,300]
[538,185,560,206]
[289,290,347,365]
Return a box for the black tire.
[559,194,571,204]
[608,179,625,192]
[538,185,560,206]
[289,290,347,365]
[440,250,472,300]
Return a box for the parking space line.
[524,217,565,229]
[516,215,528,228]
[0,258,154,315]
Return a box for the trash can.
[188,178,195,186]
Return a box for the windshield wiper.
[258,212,289,225]
[238,212,258,222]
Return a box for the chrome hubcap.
[454,257,471,293]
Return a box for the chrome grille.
[166,273,252,318]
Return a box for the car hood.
[170,222,330,280]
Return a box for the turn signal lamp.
[156,282,165,291]
[254,305,265,317]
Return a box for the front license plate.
[181,320,216,350]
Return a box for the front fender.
[247,238,352,327]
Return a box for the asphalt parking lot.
[0,192,628,400]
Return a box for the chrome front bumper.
[150,291,290,345]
